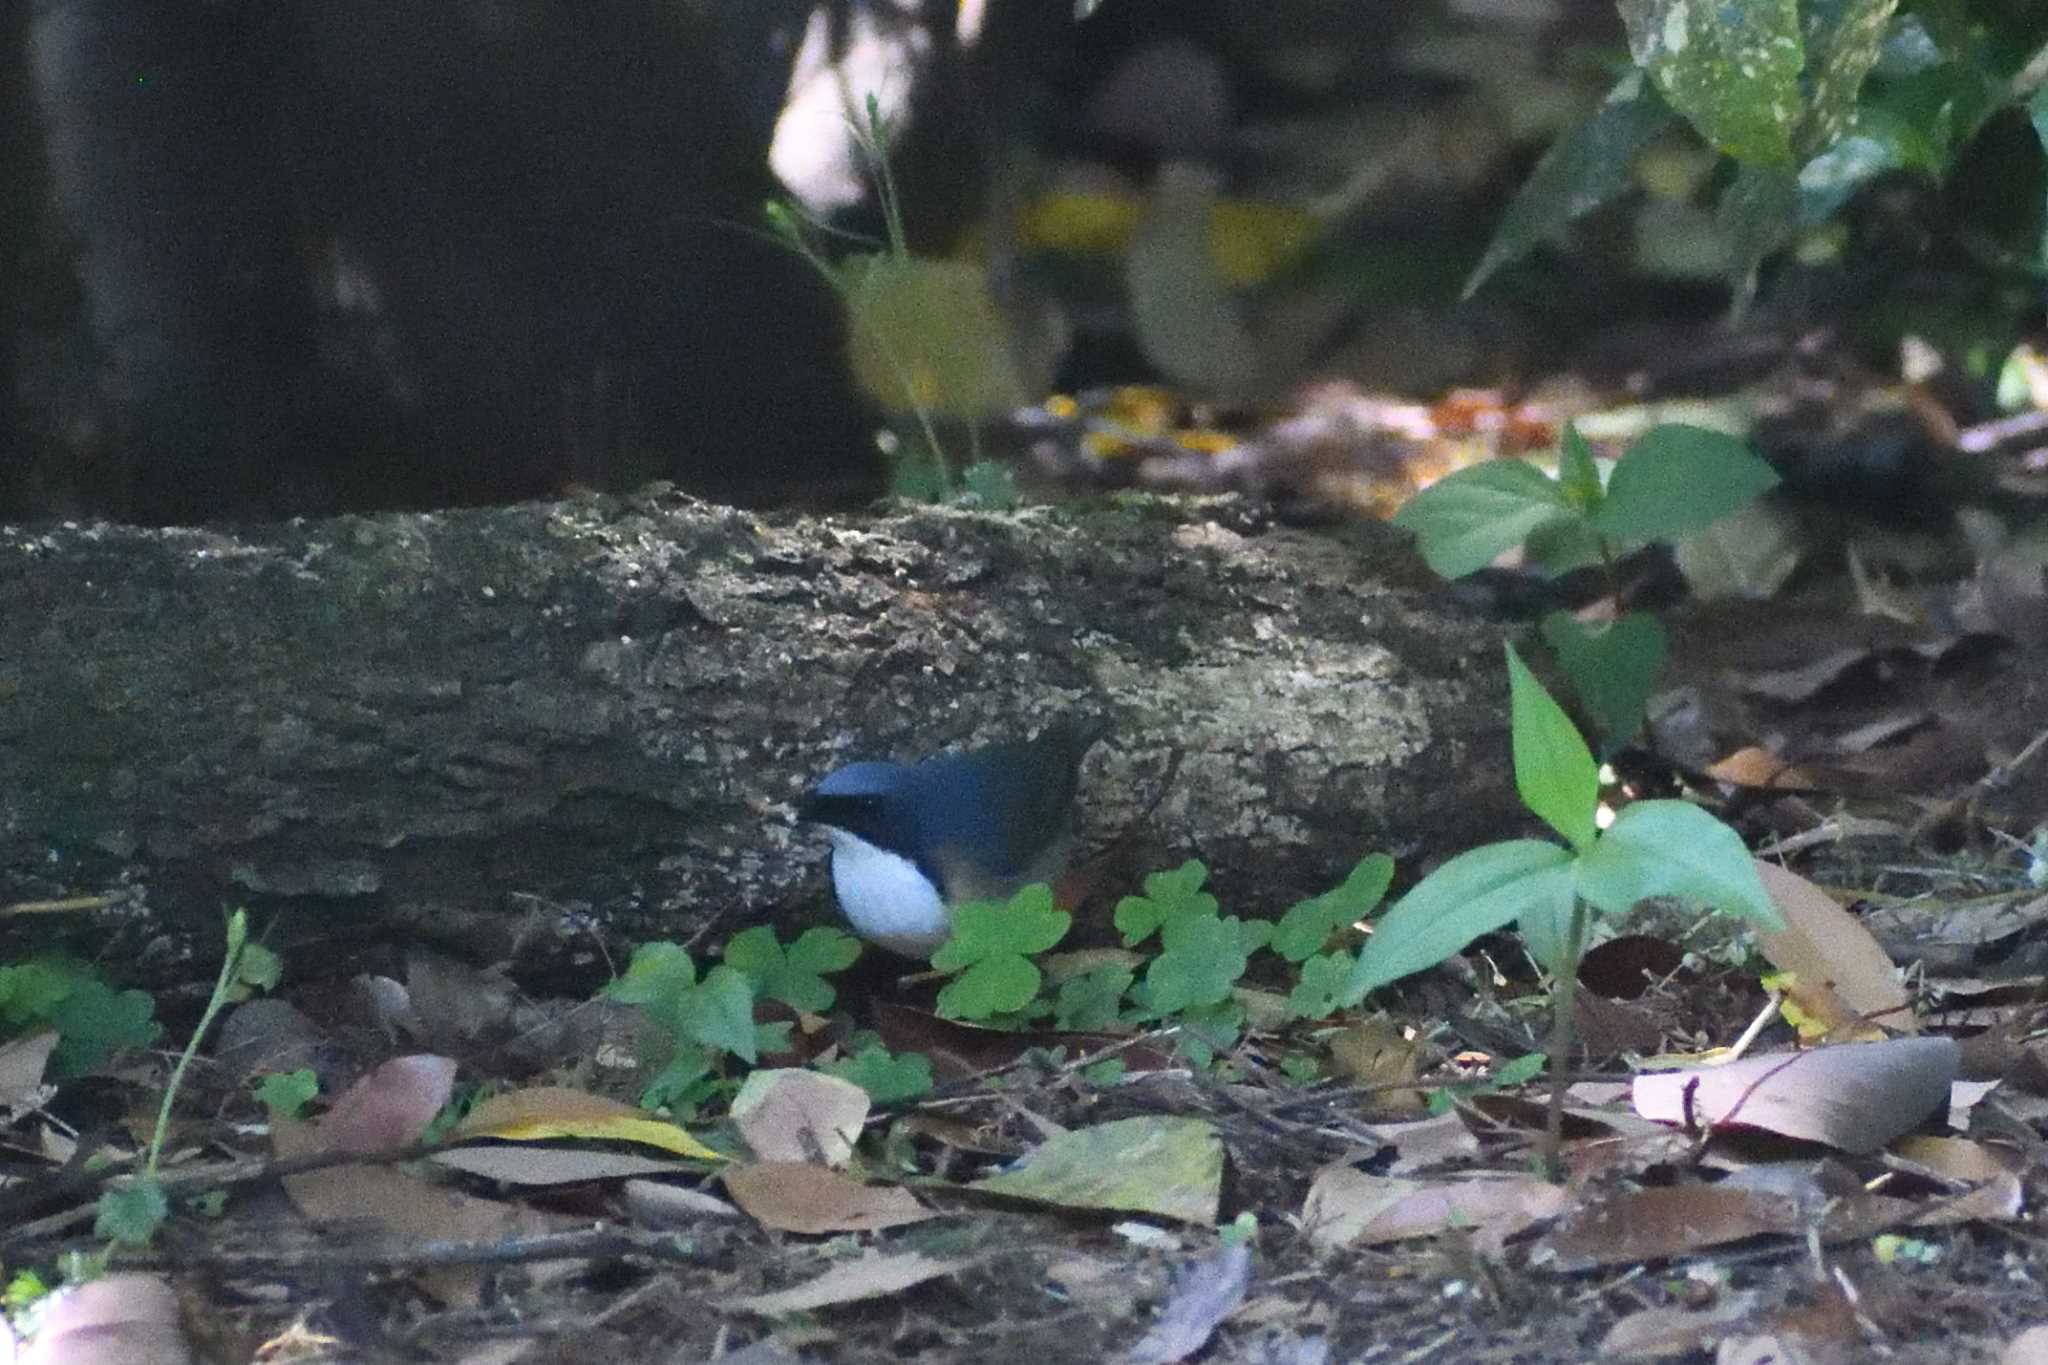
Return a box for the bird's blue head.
[797,721,1096,955]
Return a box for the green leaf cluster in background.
[1474,0,2048,301]
[1395,421,1777,750]
[607,942,778,1110]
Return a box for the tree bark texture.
[0,492,1519,972]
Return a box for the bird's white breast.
[826,829,951,956]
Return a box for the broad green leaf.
[820,1045,934,1104]
[1619,0,1803,167]
[933,885,1071,969]
[937,954,1042,1019]
[95,1178,169,1247]
[1273,854,1394,962]
[1507,644,1599,853]
[1288,951,1356,1020]
[1346,840,1576,999]
[608,943,697,1005]
[48,980,159,1078]
[1541,610,1667,752]
[1523,513,1609,576]
[1595,425,1780,543]
[1576,800,1782,928]
[1114,861,1217,946]
[1392,460,1576,579]
[1673,497,1802,600]
[1054,963,1135,1031]
[2032,87,2048,267]
[1514,872,1584,978]
[1715,163,1798,310]
[1798,0,1902,157]
[1556,423,1604,512]
[972,1116,1223,1224]
[1173,998,1245,1069]
[724,926,861,1014]
[1146,915,1251,1015]
[843,254,1029,419]
[677,965,761,1063]
[1465,71,1679,296]
[255,1068,320,1119]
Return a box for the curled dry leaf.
[1753,861,1914,1038]
[729,1068,869,1168]
[1631,1037,1960,1153]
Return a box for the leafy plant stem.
[1541,897,1590,1180]
[145,910,248,1180]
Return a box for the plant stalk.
[1541,897,1591,1180]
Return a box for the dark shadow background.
[8,0,922,523]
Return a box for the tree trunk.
[0,492,1521,976]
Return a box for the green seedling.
[1395,421,1777,751]
[1346,644,1782,1174]
[97,909,252,1247]
[606,942,771,1111]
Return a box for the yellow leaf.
[452,1086,725,1161]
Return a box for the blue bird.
[798,721,1096,956]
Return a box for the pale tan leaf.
[729,1068,868,1168]
[730,1251,967,1316]
[721,1161,932,1235]
[1302,1167,1566,1251]
[427,1146,685,1185]
[1754,862,1914,1037]
[1631,1038,1959,1153]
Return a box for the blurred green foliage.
[1474,1,2048,306]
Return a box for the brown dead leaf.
[729,1250,968,1316]
[1367,1113,1481,1174]
[1302,1165,1567,1252]
[1754,862,1915,1037]
[1631,1037,1959,1153]
[1535,1182,1815,1271]
[1599,1293,1760,1359]
[1708,747,1822,792]
[721,1161,933,1234]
